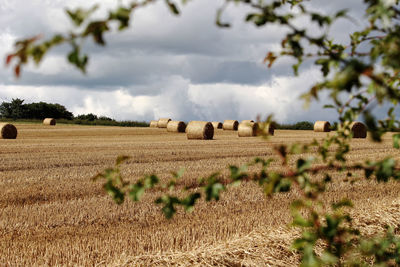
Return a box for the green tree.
[0,98,25,119]
[0,99,74,120]
[6,0,400,266]
[76,113,99,121]
[24,102,74,120]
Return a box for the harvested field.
[1,124,400,266]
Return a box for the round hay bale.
[0,123,17,139]
[43,118,56,126]
[149,120,158,128]
[350,121,367,138]
[314,121,331,132]
[241,120,254,124]
[158,118,171,128]
[186,121,214,140]
[167,120,186,133]
[238,122,258,137]
[223,120,239,131]
[211,122,223,129]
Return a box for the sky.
[0,0,373,123]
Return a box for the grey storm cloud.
[1,0,390,123]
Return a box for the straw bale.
[167,121,186,133]
[43,118,56,125]
[314,121,331,132]
[350,121,367,138]
[158,118,171,128]
[186,121,214,140]
[211,122,223,129]
[241,120,254,124]
[149,120,158,128]
[238,122,258,137]
[0,123,18,139]
[223,120,239,131]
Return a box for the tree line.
[0,98,74,120]
[0,98,148,127]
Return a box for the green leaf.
[155,195,181,219]
[172,168,185,179]
[323,104,335,109]
[116,155,130,165]
[65,5,99,26]
[320,251,338,265]
[205,182,225,201]
[109,7,131,30]
[165,0,180,15]
[67,44,88,73]
[181,193,201,212]
[104,180,124,204]
[375,158,396,182]
[297,158,313,173]
[393,134,400,149]
[332,198,353,210]
[83,21,110,45]
[293,214,313,227]
[129,183,145,201]
[144,174,159,188]
[300,244,320,267]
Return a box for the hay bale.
[158,118,171,128]
[211,122,223,129]
[149,120,158,128]
[223,120,239,131]
[350,121,367,138]
[238,122,258,137]
[43,118,56,126]
[0,123,17,139]
[314,121,331,132]
[186,121,214,140]
[167,121,186,133]
[241,120,254,124]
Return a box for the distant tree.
[0,98,25,119]
[24,102,74,120]
[98,116,114,121]
[76,113,98,121]
[276,121,314,130]
[0,99,73,120]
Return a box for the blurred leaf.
[165,0,180,15]
[393,134,400,149]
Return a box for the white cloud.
[0,66,338,123]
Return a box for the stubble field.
[1,124,400,266]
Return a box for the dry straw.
[149,120,158,128]
[241,120,254,124]
[223,120,239,131]
[186,121,214,140]
[314,121,331,132]
[167,121,186,133]
[350,121,367,138]
[43,118,56,126]
[0,123,18,139]
[211,122,223,129]
[238,122,258,137]
[158,118,171,128]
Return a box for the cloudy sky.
[0,0,372,123]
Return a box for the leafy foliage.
[6,0,400,266]
[0,98,73,120]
